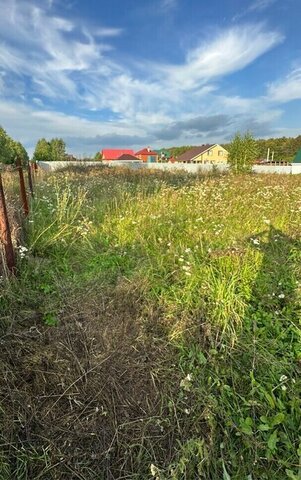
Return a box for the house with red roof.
[135,147,158,163]
[102,149,135,160]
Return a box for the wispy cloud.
[249,0,278,12]
[156,24,283,89]
[0,0,119,100]
[161,0,178,11]
[233,0,278,21]
[0,0,288,153]
[267,67,301,103]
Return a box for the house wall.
[193,145,228,164]
[136,153,159,163]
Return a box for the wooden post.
[16,157,29,216]
[0,173,16,273]
[27,163,34,198]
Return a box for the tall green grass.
[1,167,301,479]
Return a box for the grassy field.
[0,166,301,479]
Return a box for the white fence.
[38,161,103,171]
[38,161,301,175]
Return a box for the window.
[218,150,224,156]
[207,150,213,156]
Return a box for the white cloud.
[0,0,115,100]
[0,0,288,152]
[249,0,278,12]
[93,27,123,37]
[232,0,278,21]
[156,24,284,89]
[267,68,301,103]
[0,99,145,154]
[161,0,178,11]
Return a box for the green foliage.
[33,137,66,162]
[33,138,52,162]
[167,145,193,159]
[10,140,29,165]
[50,137,66,161]
[0,126,28,165]
[43,312,58,326]
[223,134,301,163]
[227,131,259,173]
[94,151,102,160]
[1,169,301,479]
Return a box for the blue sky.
[0,0,300,156]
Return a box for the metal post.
[0,173,16,273]
[16,157,29,216]
[27,163,34,198]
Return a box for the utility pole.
[266,148,270,162]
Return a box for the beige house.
[177,144,229,164]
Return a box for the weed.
[1,168,301,479]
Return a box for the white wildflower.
[150,464,159,477]
[278,293,285,299]
[180,373,193,391]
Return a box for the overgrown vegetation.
[224,134,301,163]
[0,126,29,165]
[165,134,301,163]
[0,167,301,479]
[227,132,259,173]
[33,137,67,162]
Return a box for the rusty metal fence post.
[16,157,29,216]
[28,163,34,198]
[0,173,16,273]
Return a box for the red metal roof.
[135,148,158,156]
[102,149,134,160]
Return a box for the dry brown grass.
[0,280,179,479]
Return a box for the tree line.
[224,135,301,162]
[1,128,301,166]
[33,138,67,162]
[166,134,301,162]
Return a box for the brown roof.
[135,148,158,156]
[177,144,214,162]
[117,153,141,160]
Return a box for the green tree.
[33,138,52,162]
[0,126,14,164]
[94,151,102,161]
[49,138,66,161]
[9,139,29,165]
[227,132,259,173]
